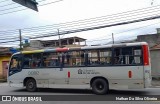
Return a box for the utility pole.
[112,33,114,44]
[151,0,154,5]
[58,29,61,47]
[19,29,22,51]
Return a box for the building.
[137,28,160,47]
[150,43,160,79]
[136,28,160,78]
[0,47,12,80]
[29,36,87,50]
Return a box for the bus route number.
[28,71,39,75]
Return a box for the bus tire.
[26,79,37,92]
[91,78,109,95]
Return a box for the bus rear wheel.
[26,79,37,92]
[91,78,109,95]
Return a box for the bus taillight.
[128,71,132,78]
[68,71,70,78]
[142,45,149,66]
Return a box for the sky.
[1,0,160,47]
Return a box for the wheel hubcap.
[97,83,104,90]
[28,82,34,88]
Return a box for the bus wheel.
[91,78,109,95]
[26,79,37,92]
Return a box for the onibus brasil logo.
[2,96,42,101]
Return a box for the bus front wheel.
[91,78,109,95]
[26,79,37,92]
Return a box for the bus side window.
[11,59,18,70]
[87,50,99,66]
[10,55,22,70]
[23,54,32,69]
[114,48,121,64]
[42,52,60,67]
[63,51,85,67]
[121,47,132,65]
[23,53,42,69]
[63,52,71,66]
[31,53,42,68]
[99,49,112,65]
[113,47,142,65]
[133,48,142,64]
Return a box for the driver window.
[10,55,22,70]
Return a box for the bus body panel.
[8,42,152,92]
[85,66,144,89]
[9,66,145,89]
[143,66,152,88]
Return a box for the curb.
[150,86,160,88]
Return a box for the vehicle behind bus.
[7,42,151,95]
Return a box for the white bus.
[8,42,151,94]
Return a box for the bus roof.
[82,42,148,49]
[13,42,148,55]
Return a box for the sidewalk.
[151,79,160,87]
[0,79,6,82]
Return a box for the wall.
[137,34,160,47]
[150,50,160,78]
[30,40,42,48]
[137,33,160,78]
[0,56,11,79]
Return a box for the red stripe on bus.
[56,48,68,52]
[128,71,132,78]
[68,71,70,78]
[142,45,149,66]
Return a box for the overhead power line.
[22,15,160,40]
[87,20,160,42]
[1,4,160,44]
[0,4,160,33]
[0,37,19,40]
[0,3,15,8]
[1,13,160,42]
[0,40,19,44]
[0,0,10,4]
[2,10,160,37]
[19,5,160,31]
[39,0,63,6]
[1,7,160,37]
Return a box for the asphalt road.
[0,83,160,104]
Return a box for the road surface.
[0,82,159,104]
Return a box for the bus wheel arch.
[90,77,109,95]
[24,77,37,92]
